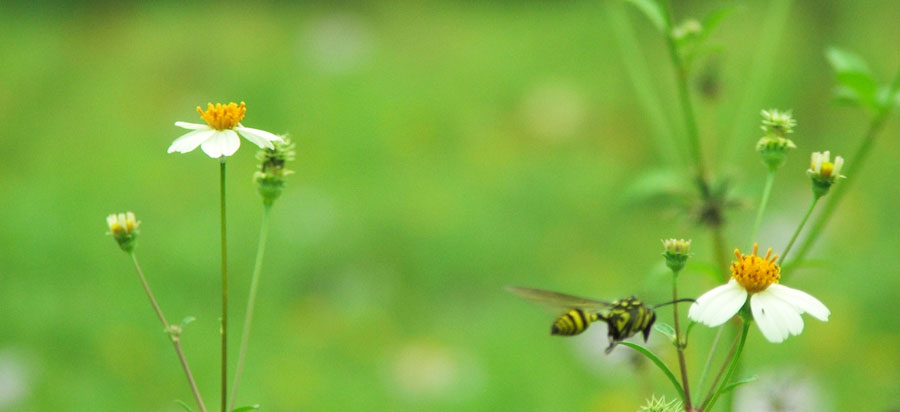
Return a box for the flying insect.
[507,286,692,354]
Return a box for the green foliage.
[653,322,677,344]
[175,400,196,412]
[627,0,669,32]
[827,47,880,110]
[232,405,261,412]
[720,375,759,394]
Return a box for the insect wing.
[506,286,612,314]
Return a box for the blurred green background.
[1,1,899,411]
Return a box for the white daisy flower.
[807,150,845,184]
[168,101,283,158]
[688,244,830,343]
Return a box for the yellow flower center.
[820,161,834,178]
[197,101,246,131]
[731,243,780,293]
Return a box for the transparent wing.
[506,285,612,313]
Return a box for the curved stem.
[219,158,229,412]
[228,204,273,410]
[750,169,776,245]
[606,1,680,166]
[696,325,725,397]
[791,66,900,265]
[131,253,209,412]
[702,320,750,412]
[671,272,693,411]
[778,196,819,267]
[620,342,684,402]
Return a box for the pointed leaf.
[627,0,668,33]
[826,47,879,109]
[720,375,759,394]
[232,405,261,412]
[653,322,677,343]
[175,400,196,412]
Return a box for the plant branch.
[229,203,273,410]
[219,158,229,412]
[131,253,208,412]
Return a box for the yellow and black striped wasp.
[507,286,693,354]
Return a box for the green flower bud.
[757,109,797,170]
[662,238,691,273]
[807,150,845,198]
[254,137,295,206]
[760,109,796,137]
[106,211,140,253]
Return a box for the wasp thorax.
[731,244,780,294]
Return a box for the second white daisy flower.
[168,101,283,158]
[688,244,830,343]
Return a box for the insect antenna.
[653,298,696,309]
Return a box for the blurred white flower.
[168,102,282,159]
[689,244,830,343]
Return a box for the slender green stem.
[711,226,729,281]
[791,66,900,266]
[698,324,740,409]
[228,204,273,410]
[702,320,750,412]
[671,272,693,411]
[606,1,680,166]
[696,325,724,397]
[778,196,819,267]
[131,253,209,412]
[750,169,776,244]
[219,158,228,412]
[620,342,684,402]
[662,9,707,181]
[720,0,794,166]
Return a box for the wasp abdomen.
[551,309,599,336]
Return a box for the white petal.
[751,291,804,343]
[767,284,830,321]
[760,289,804,336]
[688,279,748,327]
[175,121,211,130]
[235,126,281,149]
[168,129,215,153]
[200,130,241,158]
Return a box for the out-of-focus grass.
[0,1,899,411]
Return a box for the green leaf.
[826,47,878,109]
[701,5,735,38]
[620,169,692,209]
[175,400,196,412]
[627,0,668,33]
[620,342,684,401]
[653,322,677,343]
[232,405,261,412]
[720,375,759,394]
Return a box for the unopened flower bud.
[254,137,295,206]
[106,211,140,253]
[757,109,797,170]
[662,238,692,273]
[807,151,845,197]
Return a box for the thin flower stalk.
[219,158,229,412]
[778,196,819,267]
[131,253,209,412]
[229,203,273,410]
[791,67,900,265]
[702,320,750,412]
[671,276,693,411]
[750,169,776,244]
